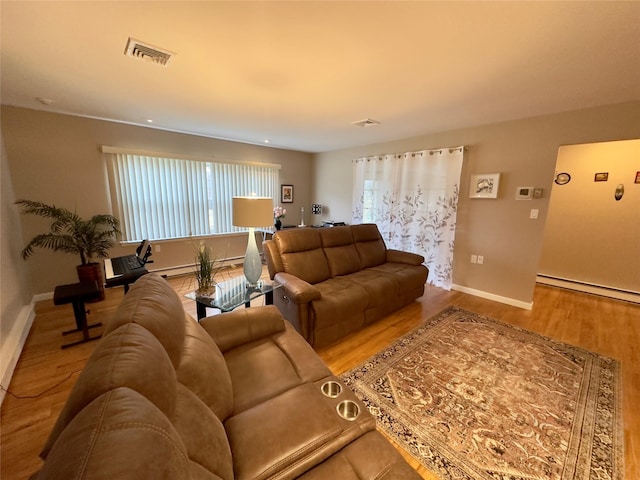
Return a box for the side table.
[185,277,280,321]
[53,281,103,349]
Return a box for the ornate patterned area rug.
[341,306,623,480]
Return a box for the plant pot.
[77,262,105,302]
[196,285,216,298]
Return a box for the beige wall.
[539,139,639,292]
[1,133,30,341]
[312,101,640,305]
[1,106,313,296]
[3,102,639,307]
[1,131,33,390]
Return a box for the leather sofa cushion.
[224,337,302,415]
[282,248,331,284]
[274,228,331,284]
[105,273,186,368]
[369,263,429,294]
[225,382,375,480]
[272,322,332,382]
[189,462,225,479]
[41,323,176,458]
[297,431,421,480]
[222,322,331,414]
[320,226,362,276]
[38,388,193,480]
[177,316,233,421]
[312,278,369,330]
[274,227,322,254]
[351,224,387,268]
[342,269,400,308]
[173,383,234,480]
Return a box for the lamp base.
[243,227,263,286]
[246,279,263,291]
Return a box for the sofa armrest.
[200,305,285,352]
[386,249,424,265]
[274,272,322,303]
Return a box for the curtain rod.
[353,145,469,162]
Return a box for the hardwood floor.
[1,270,638,479]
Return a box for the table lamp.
[232,196,273,286]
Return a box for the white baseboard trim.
[451,284,534,310]
[0,301,36,406]
[33,291,53,302]
[148,257,243,278]
[536,275,640,304]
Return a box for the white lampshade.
[232,196,273,286]
[232,196,273,227]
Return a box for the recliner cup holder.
[336,400,360,421]
[321,381,342,398]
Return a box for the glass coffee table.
[185,276,281,321]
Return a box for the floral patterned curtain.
[352,147,464,289]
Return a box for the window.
[362,179,379,223]
[105,150,279,242]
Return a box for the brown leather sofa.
[263,224,429,348]
[35,273,420,479]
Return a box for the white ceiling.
[2,1,639,153]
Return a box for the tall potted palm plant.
[16,199,121,300]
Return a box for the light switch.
[530,209,539,219]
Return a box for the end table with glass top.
[185,276,281,321]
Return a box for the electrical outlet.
[530,209,539,220]
[155,245,161,253]
[471,254,478,264]
[477,255,484,264]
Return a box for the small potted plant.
[193,241,223,296]
[273,206,286,230]
[16,199,120,300]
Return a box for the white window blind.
[106,151,279,242]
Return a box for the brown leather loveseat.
[263,224,429,348]
[35,273,420,479]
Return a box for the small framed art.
[635,171,640,184]
[469,173,500,199]
[281,184,294,203]
[594,172,609,182]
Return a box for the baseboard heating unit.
[536,274,640,304]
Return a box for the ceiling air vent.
[124,38,173,66]
[352,118,380,127]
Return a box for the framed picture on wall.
[469,173,500,199]
[594,172,609,182]
[635,171,640,184]
[281,184,294,203]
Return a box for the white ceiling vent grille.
[124,38,173,66]
[352,118,380,127]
